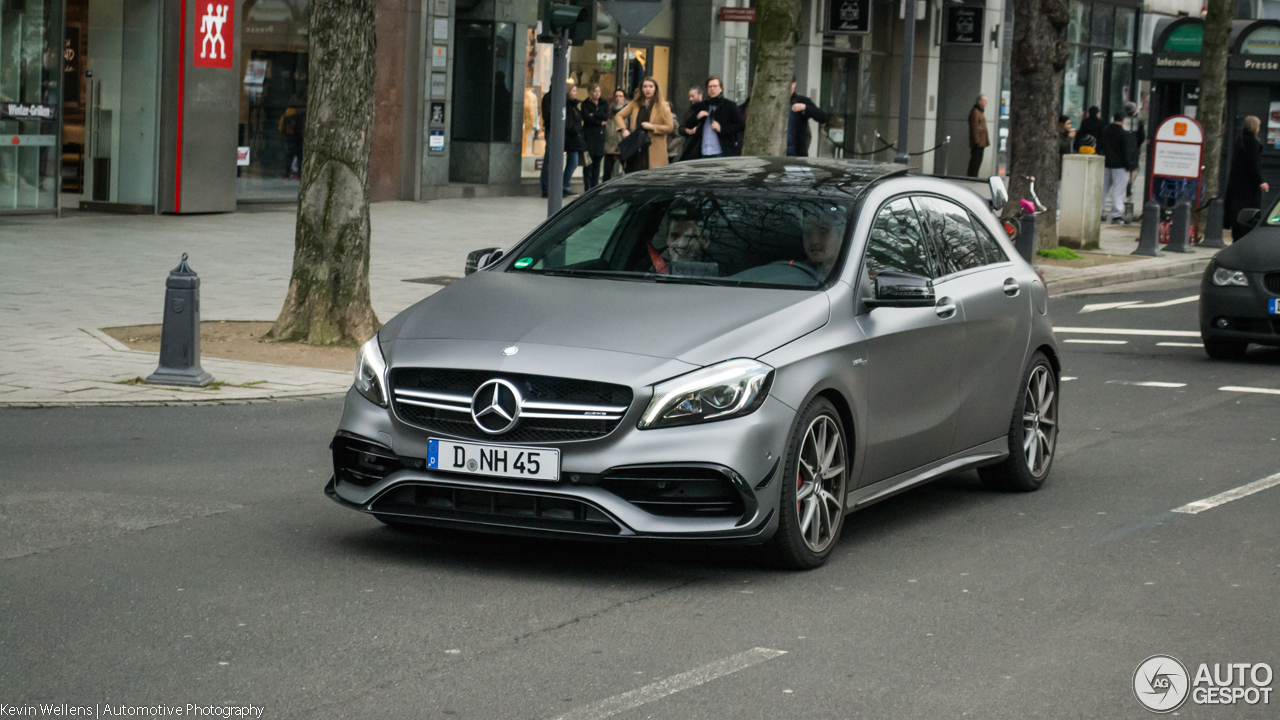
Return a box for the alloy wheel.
[795,414,846,553]
[1022,365,1058,478]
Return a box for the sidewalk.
[0,199,1220,406]
[1037,223,1216,296]
[0,199,546,406]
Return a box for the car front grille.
[1265,273,1280,295]
[599,465,746,518]
[369,483,622,535]
[390,368,633,443]
[332,433,427,488]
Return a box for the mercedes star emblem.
[471,379,522,434]
[502,345,519,356]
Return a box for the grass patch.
[1038,247,1083,260]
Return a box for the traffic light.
[538,0,596,45]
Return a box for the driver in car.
[647,205,712,275]
[794,217,839,278]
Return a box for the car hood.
[1217,225,1280,273]
[386,271,832,366]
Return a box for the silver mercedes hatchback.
[327,158,1059,568]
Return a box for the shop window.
[1068,1,1090,45]
[2,0,63,212]
[237,0,309,201]
[452,21,515,144]
[1114,8,1136,51]
[1090,4,1114,49]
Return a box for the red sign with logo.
[194,2,234,69]
[718,7,757,22]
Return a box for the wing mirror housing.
[1237,208,1261,230]
[465,247,503,275]
[988,175,1008,212]
[865,271,936,309]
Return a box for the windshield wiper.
[537,268,653,281]
[649,274,722,286]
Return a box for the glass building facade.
[1,0,64,212]
[1063,0,1140,125]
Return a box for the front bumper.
[1199,269,1280,347]
[327,388,797,542]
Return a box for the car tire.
[979,352,1058,493]
[1203,336,1248,361]
[761,396,849,570]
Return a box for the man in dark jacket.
[540,82,585,198]
[681,76,744,160]
[1100,111,1138,223]
[1075,106,1104,153]
[968,94,989,177]
[580,84,609,191]
[786,79,828,156]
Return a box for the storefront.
[237,0,309,201]
[1138,16,1280,197]
[1061,0,1141,125]
[1,0,64,213]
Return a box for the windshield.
[1269,196,1280,226]
[506,188,852,289]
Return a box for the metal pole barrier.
[546,30,569,217]
[1015,214,1037,264]
[893,0,916,165]
[1133,199,1160,256]
[1201,196,1225,248]
[145,254,212,387]
[1165,199,1193,253]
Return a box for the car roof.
[612,157,907,200]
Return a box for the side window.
[915,197,985,275]
[972,215,1009,264]
[865,198,932,279]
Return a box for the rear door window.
[972,216,1008,264]
[914,197,986,276]
[865,198,932,279]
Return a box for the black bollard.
[145,253,212,387]
[1133,200,1160,256]
[1015,213,1037,264]
[1165,200,1193,253]
[1201,197,1225,248]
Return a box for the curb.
[0,392,346,409]
[1044,255,1212,297]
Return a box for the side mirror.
[1237,208,1261,230]
[865,271,936,309]
[465,247,503,275]
[988,176,1008,212]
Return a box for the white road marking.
[1078,296,1199,313]
[1158,342,1203,347]
[1106,381,1187,388]
[1065,339,1128,345]
[1061,376,1078,381]
[1220,386,1280,396]
[552,648,788,720]
[1055,326,1201,337]
[1172,472,1280,515]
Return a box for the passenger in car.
[646,206,714,275]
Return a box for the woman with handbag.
[614,77,674,173]
[602,88,627,181]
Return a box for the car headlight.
[638,358,774,429]
[354,335,388,407]
[1211,266,1249,287]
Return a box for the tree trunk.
[741,0,801,156]
[270,0,380,346]
[1198,0,1232,201]
[1005,0,1069,250]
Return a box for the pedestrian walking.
[1058,115,1074,156]
[615,77,674,173]
[580,84,609,191]
[1225,115,1270,241]
[602,88,627,181]
[1100,111,1138,224]
[786,79,828,157]
[278,106,304,179]
[967,94,989,177]
[540,81,584,198]
[1075,106,1104,153]
[680,75,744,161]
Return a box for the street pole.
[547,30,569,217]
[894,0,916,165]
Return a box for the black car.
[1200,197,1280,359]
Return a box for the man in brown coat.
[968,94,989,177]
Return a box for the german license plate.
[426,438,559,482]
[1270,299,1279,315]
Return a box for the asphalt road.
[2,273,1278,719]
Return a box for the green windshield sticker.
[514,257,533,269]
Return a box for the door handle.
[935,296,957,319]
[1003,278,1021,297]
